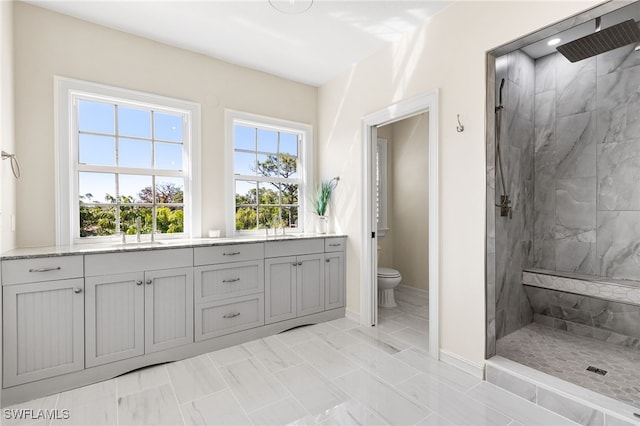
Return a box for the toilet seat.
[378,267,401,278]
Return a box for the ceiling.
[24,0,453,87]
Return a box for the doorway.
[361,90,439,359]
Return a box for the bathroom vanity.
[0,235,346,406]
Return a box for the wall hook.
[456,114,465,133]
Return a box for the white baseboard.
[345,308,360,324]
[397,285,428,297]
[440,350,485,379]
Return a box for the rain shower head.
[556,19,640,62]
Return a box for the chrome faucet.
[136,217,142,243]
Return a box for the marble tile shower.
[494,50,535,340]
[533,45,640,281]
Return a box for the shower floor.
[497,323,640,409]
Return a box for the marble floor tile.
[166,355,226,404]
[396,373,512,426]
[322,329,358,351]
[208,344,253,367]
[291,338,359,380]
[56,379,117,408]
[117,384,183,426]
[242,335,284,354]
[275,327,316,346]
[384,312,429,333]
[466,382,579,426]
[347,327,410,354]
[325,317,360,331]
[372,318,407,334]
[334,368,432,425]
[305,321,341,339]
[219,357,291,413]
[340,341,420,386]
[393,347,481,392]
[179,389,251,426]
[317,399,387,426]
[273,363,350,420]
[247,397,309,426]
[3,395,59,426]
[117,364,170,398]
[391,327,429,351]
[416,412,457,426]
[51,396,116,426]
[252,340,304,373]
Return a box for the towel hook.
[1,151,21,178]
[456,114,465,133]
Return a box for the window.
[56,77,201,245]
[226,111,312,235]
[376,138,388,236]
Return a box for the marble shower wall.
[494,50,535,340]
[533,45,640,281]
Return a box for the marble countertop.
[0,233,347,260]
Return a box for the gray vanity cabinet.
[3,279,85,387]
[1,255,85,387]
[84,249,194,367]
[265,239,326,324]
[324,251,345,310]
[85,272,144,367]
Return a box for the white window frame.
[225,110,313,237]
[376,138,389,237]
[55,76,201,246]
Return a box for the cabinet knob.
[73,288,82,294]
[136,280,143,286]
[298,262,302,266]
[146,279,152,285]
[326,258,331,263]
[292,262,298,267]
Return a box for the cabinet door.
[3,279,84,387]
[265,256,297,324]
[325,252,345,310]
[85,272,144,367]
[144,267,194,353]
[296,254,325,317]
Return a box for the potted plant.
[312,178,338,234]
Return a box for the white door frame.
[361,90,439,360]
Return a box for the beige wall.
[391,113,429,292]
[375,124,394,268]
[318,1,603,364]
[1,0,16,252]
[13,3,317,248]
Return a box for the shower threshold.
[496,323,640,413]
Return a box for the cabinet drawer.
[2,256,84,285]
[85,249,192,277]
[194,243,264,266]
[195,294,264,341]
[195,261,264,302]
[265,239,323,258]
[325,238,346,252]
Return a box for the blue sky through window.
[78,99,185,204]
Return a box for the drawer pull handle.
[223,252,241,256]
[329,243,341,247]
[223,312,241,319]
[73,288,82,294]
[29,267,61,273]
[136,280,143,286]
[223,278,240,283]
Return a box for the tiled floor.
[497,322,640,409]
[5,288,577,425]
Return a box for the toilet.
[377,245,402,308]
